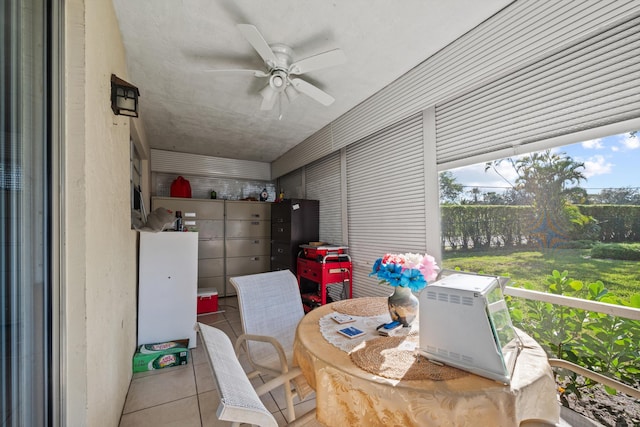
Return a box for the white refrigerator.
[138,231,198,348]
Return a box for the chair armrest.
[235,333,290,374]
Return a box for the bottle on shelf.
[210,189,217,199]
[175,210,183,231]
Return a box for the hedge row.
[441,205,640,249]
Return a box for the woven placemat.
[332,297,388,317]
[350,335,469,381]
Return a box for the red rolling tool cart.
[297,245,352,312]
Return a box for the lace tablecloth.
[318,312,417,353]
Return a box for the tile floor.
[119,297,321,427]
[118,297,594,427]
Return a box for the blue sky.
[449,131,640,194]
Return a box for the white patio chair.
[197,322,278,427]
[229,270,311,422]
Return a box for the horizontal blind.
[151,149,271,180]
[346,113,425,298]
[271,125,333,179]
[305,151,343,245]
[436,14,640,165]
[332,0,640,151]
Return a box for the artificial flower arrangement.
[370,253,440,292]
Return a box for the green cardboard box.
[132,340,189,373]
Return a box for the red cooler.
[197,288,218,314]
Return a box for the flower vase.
[388,286,419,327]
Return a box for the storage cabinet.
[152,197,225,294]
[224,201,271,297]
[271,199,319,274]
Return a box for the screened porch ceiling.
[112,0,512,163]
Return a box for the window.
[439,131,640,298]
[1,0,53,425]
[131,139,144,227]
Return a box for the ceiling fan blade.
[202,69,269,77]
[290,78,335,106]
[259,85,278,110]
[237,24,278,68]
[289,49,347,75]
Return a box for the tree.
[512,150,586,211]
[566,187,590,204]
[594,187,640,205]
[469,187,481,204]
[487,150,592,246]
[483,191,507,205]
[439,171,463,204]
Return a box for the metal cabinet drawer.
[226,220,270,238]
[270,254,292,267]
[198,239,224,259]
[226,201,271,220]
[198,257,224,277]
[197,276,224,290]
[271,203,291,223]
[225,255,270,276]
[271,222,291,240]
[226,238,270,257]
[183,219,224,238]
[152,197,224,219]
[271,241,293,257]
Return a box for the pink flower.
[418,254,440,282]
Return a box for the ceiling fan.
[205,24,347,118]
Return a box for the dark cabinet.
[271,199,319,274]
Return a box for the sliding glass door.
[1,0,54,425]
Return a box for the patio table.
[293,298,560,426]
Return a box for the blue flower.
[370,258,383,275]
[401,269,427,292]
[370,258,427,290]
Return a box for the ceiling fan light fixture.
[259,84,276,100]
[269,70,288,92]
[285,85,299,102]
[272,75,284,88]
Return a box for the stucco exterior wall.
[65,0,141,425]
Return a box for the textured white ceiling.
[113,0,512,163]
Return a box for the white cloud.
[449,160,518,190]
[583,154,613,179]
[621,134,640,150]
[582,138,604,149]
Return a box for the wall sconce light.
[111,74,140,117]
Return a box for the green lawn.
[442,247,640,300]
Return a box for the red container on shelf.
[197,288,218,314]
